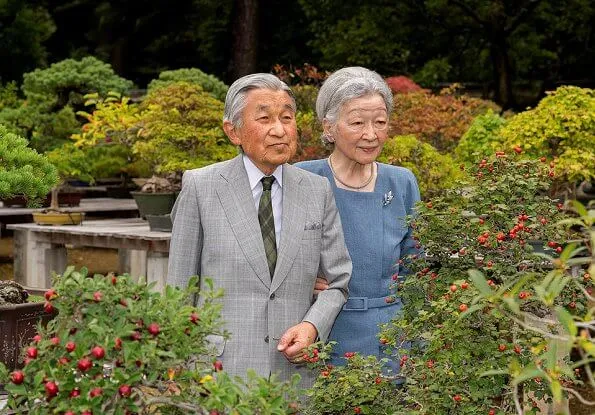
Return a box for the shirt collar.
[242,155,283,191]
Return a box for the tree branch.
[504,0,545,34]
[447,0,486,27]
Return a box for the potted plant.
[0,281,56,374]
[0,267,301,414]
[0,125,58,208]
[32,143,94,225]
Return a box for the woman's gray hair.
[316,67,393,144]
[223,73,296,128]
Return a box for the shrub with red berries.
[378,153,587,413]
[0,267,299,414]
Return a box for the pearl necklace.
[328,155,375,190]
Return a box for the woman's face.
[326,94,389,165]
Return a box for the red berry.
[321,370,330,377]
[514,345,521,354]
[130,331,142,341]
[58,357,70,365]
[375,376,382,384]
[114,337,122,350]
[45,381,59,398]
[93,291,103,302]
[147,323,160,336]
[569,301,576,309]
[213,360,223,371]
[450,284,458,292]
[50,336,60,346]
[489,409,496,415]
[11,371,24,384]
[66,341,76,353]
[453,394,462,402]
[91,346,105,359]
[89,387,103,398]
[354,407,362,414]
[513,146,522,154]
[26,346,38,358]
[44,302,55,314]
[344,351,356,358]
[33,334,42,343]
[190,312,200,324]
[540,157,546,163]
[69,388,81,398]
[498,344,506,352]
[458,304,468,312]
[44,289,57,301]
[77,357,92,372]
[81,411,93,415]
[111,275,118,285]
[119,384,132,397]
[555,246,562,253]
[519,291,528,300]
[547,241,557,248]
[461,282,469,289]
[65,412,75,415]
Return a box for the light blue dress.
[295,159,420,373]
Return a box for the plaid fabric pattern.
[258,176,277,278]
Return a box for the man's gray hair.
[316,66,393,128]
[223,73,296,128]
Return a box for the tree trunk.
[227,0,259,82]
[490,37,515,110]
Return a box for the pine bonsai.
[0,124,59,206]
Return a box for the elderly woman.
[295,67,420,371]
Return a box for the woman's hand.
[313,276,329,296]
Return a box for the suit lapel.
[271,164,306,292]
[216,155,271,288]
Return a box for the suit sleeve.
[302,179,351,342]
[167,170,203,294]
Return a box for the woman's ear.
[223,121,241,146]
[322,119,335,143]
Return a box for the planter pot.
[146,214,173,232]
[32,211,84,226]
[131,191,177,219]
[0,302,55,371]
[56,191,83,207]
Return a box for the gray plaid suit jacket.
[167,155,352,387]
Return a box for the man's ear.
[223,121,241,146]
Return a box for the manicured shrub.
[454,109,507,164]
[293,84,319,113]
[148,68,228,101]
[133,82,236,182]
[385,75,422,94]
[496,86,595,185]
[390,86,500,153]
[378,134,465,199]
[0,124,58,205]
[0,57,133,152]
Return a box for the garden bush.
[390,85,500,153]
[385,75,422,94]
[0,267,300,414]
[292,110,328,163]
[0,124,58,205]
[454,109,508,165]
[496,86,595,187]
[378,134,465,199]
[147,68,228,101]
[378,152,587,414]
[0,57,133,152]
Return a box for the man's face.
[224,89,298,175]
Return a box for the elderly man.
[167,73,351,386]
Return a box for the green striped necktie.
[258,176,277,279]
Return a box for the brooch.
[382,190,393,206]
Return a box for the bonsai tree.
[0,268,301,414]
[147,68,229,101]
[0,124,58,206]
[0,56,134,153]
[131,81,236,192]
[44,142,94,210]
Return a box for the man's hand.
[313,276,329,296]
[277,321,318,363]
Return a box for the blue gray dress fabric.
[295,159,421,373]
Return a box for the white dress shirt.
[242,155,283,247]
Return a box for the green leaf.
[555,306,577,337]
[468,269,492,296]
[512,366,544,385]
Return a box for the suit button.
[269,293,275,300]
[264,335,269,343]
